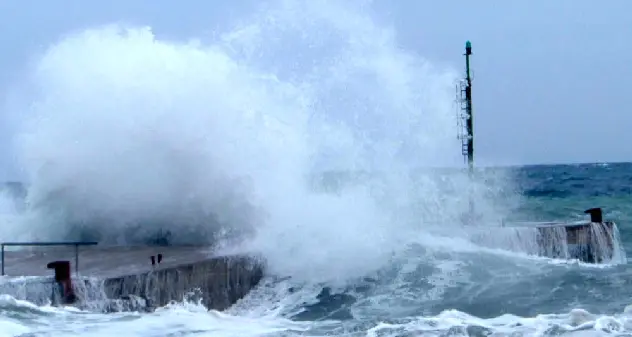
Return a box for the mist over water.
[1,0,515,283]
[2,2,632,336]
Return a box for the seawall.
[0,246,265,312]
[102,254,264,311]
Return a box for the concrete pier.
[499,208,621,263]
[103,254,263,310]
[0,245,264,312]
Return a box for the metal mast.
[456,40,474,217]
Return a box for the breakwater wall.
[102,254,264,311]
[0,246,265,312]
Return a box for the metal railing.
[1,241,98,276]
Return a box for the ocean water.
[1,1,631,336]
[1,164,631,337]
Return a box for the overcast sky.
[0,0,630,179]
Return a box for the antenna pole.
[464,41,474,215]
[456,41,475,219]
[464,41,473,173]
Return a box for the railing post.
[0,241,97,276]
[74,244,79,275]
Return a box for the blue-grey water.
[1,1,629,335]
[1,163,632,336]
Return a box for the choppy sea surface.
[0,2,629,335]
[1,163,632,337]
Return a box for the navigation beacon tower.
[456,41,474,217]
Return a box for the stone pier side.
[102,255,264,310]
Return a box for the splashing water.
[1,1,627,336]
[2,0,515,284]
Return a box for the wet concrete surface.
[1,245,215,278]
[0,246,264,311]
